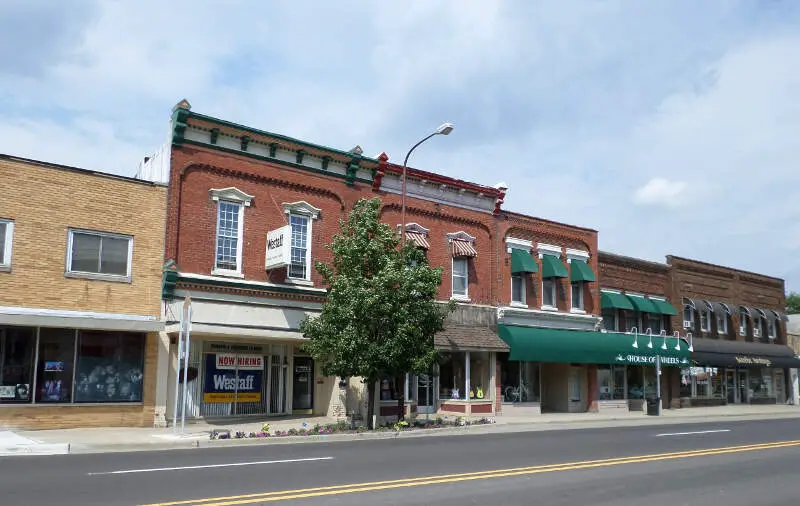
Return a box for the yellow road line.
[141,439,800,506]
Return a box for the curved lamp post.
[400,123,454,246]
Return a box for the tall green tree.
[787,291,800,314]
[300,197,453,429]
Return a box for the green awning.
[648,298,678,316]
[510,249,538,274]
[569,259,596,282]
[540,254,568,278]
[601,291,634,311]
[626,294,658,313]
[498,325,690,367]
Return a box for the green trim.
[181,139,373,185]
[321,156,330,171]
[171,107,190,145]
[569,259,596,282]
[541,255,568,278]
[296,150,306,164]
[649,298,678,316]
[182,110,379,163]
[161,261,180,299]
[346,158,360,186]
[627,294,658,313]
[269,143,278,157]
[601,291,634,310]
[240,135,251,151]
[497,325,690,366]
[209,128,219,145]
[510,249,538,274]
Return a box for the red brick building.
[666,256,797,407]
[139,100,513,423]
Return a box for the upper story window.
[506,237,535,307]
[282,201,321,284]
[566,249,594,313]
[739,308,748,336]
[571,282,584,311]
[752,315,762,338]
[602,309,618,331]
[647,313,662,333]
[683,302,694,329]
[767,317,777,340]
[0,218,13,271]
[447,231,477,302]
[538,243,566,311]
[716,312,728,335]
[210,187,254,277]
[66,229,133,282]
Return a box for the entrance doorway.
[725,370,736,403]
[416,373,436,414]
[737,370,749,404]
[725,369,750,404]
[292,356,314,414]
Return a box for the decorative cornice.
[282,201,322,219]
[181,162,346,210]
[447,231,477,243]
[598,251,670,273]
[497,306,601,331]
[537,243,562,258]
[400,222,430,235]
[503,225,592,254]
[565,248,590,263]
[505,236,533,251]
[379,203,492,235]
[209,187,255,206]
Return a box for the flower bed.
[209,417,494,440]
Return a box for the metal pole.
[401,131,439,247]
[655,354,662,416]
[172,314,184,433]
[180,297,192,435]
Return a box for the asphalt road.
[2,418,800,506]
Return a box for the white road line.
[655,429,731,437]
[87,456,334,475]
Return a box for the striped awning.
[451,239,477,257]
[405,232,429,249]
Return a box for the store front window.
[0,326,146,405]
[597,365,626,400]
[680,367,723,399]
[750,369,774,399]
[627,366,643,399]
[379,375,406,401]
[501,357,540,403]
[438,352,493,401]
[0,326,35,403]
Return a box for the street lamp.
[400,123,454,246]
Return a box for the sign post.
[179,296,192,435]
[655,354,662,416]
[172,304,185,433]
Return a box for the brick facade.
[0,155,166,429]
[666,255,787,344]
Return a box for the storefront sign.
[265,225,292,270]
[215,353,264,370]
[206,343,265,354]
[734,356,772,367]
[203,354,263,403]
[615,354,689,366]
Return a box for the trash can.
[646,397,661,416]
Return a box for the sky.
[1,0,799,292]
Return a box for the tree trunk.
[396,374,405,422]
[366,378,376,430]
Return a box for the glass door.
[737,370,749,404]
[416,373,436,414]
[292,356,314,414]
[725,370,736,403]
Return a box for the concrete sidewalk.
[3,405,799,456]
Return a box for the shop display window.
[597,365,626,400]
[75,331,145,403]
[0,326,35,403]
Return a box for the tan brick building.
[0,154,166,429]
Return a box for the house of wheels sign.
[615,354,689,366]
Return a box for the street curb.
[0,443,70,457]
[59,411,800,455]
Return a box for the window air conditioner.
[683,320,693,328]
[753,328,761,338]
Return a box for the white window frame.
[768,319,776,340]
[0,219,13,271]
[451,257,469,300]
[570,281,584,312]
[210,187,254,278]
[511,273,526,307]
[282,201,321,286]
[601,309,619,332]
[716,313,728,335]
[287,214,312,282]
[212,200,245,277]
[739,311,748,336]
[700,307,711,332]
[541,277,557,310]
[683,304,695,327]
[65,228,134,283]
[752,316,762,338]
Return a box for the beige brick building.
[0,154,167,429]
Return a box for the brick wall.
[666,256,787,343]
[497,212,600,313]
[0,157,166,317]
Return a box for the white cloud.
[1,0,799,290]
[633,178,689,207]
